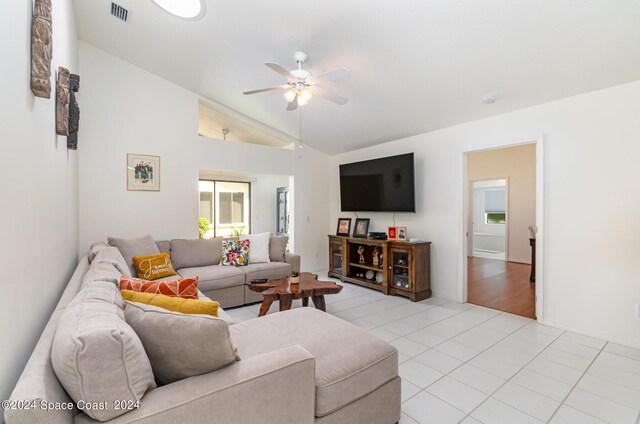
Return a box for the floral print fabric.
[219,239,250,266]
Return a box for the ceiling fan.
[243,51,350,111]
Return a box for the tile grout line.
[402,311,534,418]
[544,341,608,423]
[459,324,567,423]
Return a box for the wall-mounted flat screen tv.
[339,153,415,212]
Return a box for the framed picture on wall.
[388,226,398,240]
[397,226,408,241]
[127,154,160,191]
[353,218,370,238]
[336,218,352,236]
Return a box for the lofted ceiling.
[73,0,640,155]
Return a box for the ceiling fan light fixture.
[151,0,205,19]
[284,88,297,103]
[299,87,313,103]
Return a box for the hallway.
[468,257,535,319]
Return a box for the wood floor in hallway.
[467,257,536,319]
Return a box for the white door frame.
[469,178,509,261]
[459,135,545,322]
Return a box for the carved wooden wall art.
[56,67,70,136]
[31,0,53,98]
[68,74,80,150]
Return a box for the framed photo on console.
[127,154,160,191]
[336,218,352,236]
[387,226,397,240]
[397,226,408,241]
[353,218,370,238]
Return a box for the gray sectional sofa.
[113,235,300,308]
[5,240,401,424]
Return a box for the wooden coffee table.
[248,272,343,317]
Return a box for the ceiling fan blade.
[287,93,299,111]
[311,67,350,82]
[315,87,349,105]
[243,85,290,95]
[265,63,296,81]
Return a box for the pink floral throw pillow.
[220,239,250,266]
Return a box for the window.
[199,180,250,238]
[485,212,506,224]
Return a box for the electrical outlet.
[315,252,320,259]
[306,216,310,222]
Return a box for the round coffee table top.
[248,272,342,301]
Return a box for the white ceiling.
[73,0,640,155]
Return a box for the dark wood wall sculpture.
[56,67,70,136]
[31,0,53,98]
[68,74,80,150]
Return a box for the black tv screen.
[340,153,415,212]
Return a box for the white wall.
[330,80,640,348]
[78,43,329,272]
[0,0,79,405]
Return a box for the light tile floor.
[225,273,640,424]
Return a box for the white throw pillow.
[240,232,271,263]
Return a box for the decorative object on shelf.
[55,67,70,136]
[375,271,384,283]
[397,258,406,266]
[289,272,300,291]
[357,245,365,264]
[67,73,80,149]
[372,246,380,266]
[379,253,384,267]
[127,154,160,191]
[336,218,352,236]
[353,218,370,238]
[369,232,387,240]
[365,270,374,280]
[30,0,52,98]
[387,226,398,240]
[397,226,408,241]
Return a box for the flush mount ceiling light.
[482,94,497,104]
[151,0,205,19]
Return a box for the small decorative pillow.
[219,239,250,266]
[132,251,177,280]
[239,233,271,263]
[123,301,238,386]
[119,275,199,299]
[120,290,219,317]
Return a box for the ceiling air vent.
[111,2,128,22]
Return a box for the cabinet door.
[330,240,344,275]
[390,248,412,290]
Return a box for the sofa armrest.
[74,345,315,424]
[285,253,300,273]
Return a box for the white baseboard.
[540,319,640,350]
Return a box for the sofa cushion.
[269,235,289,262]
[242,262,291,283]
[170,238,222,270]
[108,235,160,277]
[119,275,199,299]
[177,265,245,291]
[121,290,219,317]
[51,281,156,421]
[239,232,271,263]
[155,240,170,253]
[123,301,238,385]
[230,308,398,417]
[220,239,250,266]
[132,251,177,280]
[88,241,109,263]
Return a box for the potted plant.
[289,271,300,290]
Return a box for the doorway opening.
[464,142,538,319]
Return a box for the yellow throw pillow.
[121,290,219,317]
[132,252,177,281]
